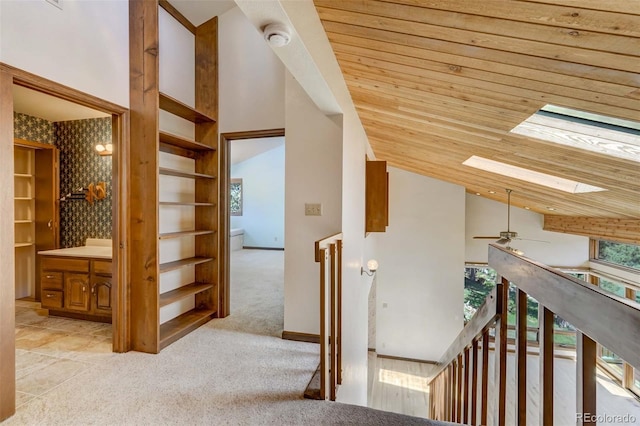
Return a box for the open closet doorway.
[220,129,285,336]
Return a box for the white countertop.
[38,239,112,259]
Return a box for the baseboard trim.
[376,353,438,365]
[282,330,320,344]
[243,246,284,251]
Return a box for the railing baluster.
[471,338,479,425]
[540,305,554,425]
[457,354,463,422]
[463,347,470,424]
[319,248,327,400]
[495,280,508,426]
[576,332,596,425]
[337,240,342,385]
[516,288,528,426]
[481,330,489,426]
[329,243,337,401]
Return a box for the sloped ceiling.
[313,0,640,219]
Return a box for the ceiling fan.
[473,189,549,248]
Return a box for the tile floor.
[14,300,114,408]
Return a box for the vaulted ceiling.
[313,0,640,220]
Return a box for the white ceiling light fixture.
[462,155,606,194]
[263,23,291,47]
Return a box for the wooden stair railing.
[313,232,343,401]
[429,244,640,425]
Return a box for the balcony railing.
[429,244,640,425]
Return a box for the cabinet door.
[64,273,90,312]
[92,276,112,316]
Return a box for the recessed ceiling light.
[462,156,606,194]
[524,206,531,210]
[547,207,556,211]
[488,190,496,194]
[511,105,640,163]
[475,192,481,196]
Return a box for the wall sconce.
[361,259,379,276]
[95,143,113,156]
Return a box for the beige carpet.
[6,249,446,425]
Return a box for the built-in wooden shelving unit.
[129,0,219,354]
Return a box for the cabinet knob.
[46,294,54,298]
[82,286,86,292]
[47,219,53,229]
[46,275,55,279]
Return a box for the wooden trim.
[544,216,640,245]
[315,232,343,262]
[1,63,127,114]
[455,355,462,422]
[330,243,337,401]
[494,280,508,426]
[219,129,285,318]
[577,332,597,425]
[515,288,528,426]
[281,331,320,344]
[337,240,343,385]
[0,67,16,422]
[319,248,327,400]
[471,338,478,425]
[158,0,196,34]
[481,330,489,426]
[129,0,160,353]
[540,306,554,426]
[0,63,131,358]
[376,353,438,364]
[241,246,284,251]
[489,244,640,371]
[463,348,469,424]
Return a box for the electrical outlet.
[305,203,322,216]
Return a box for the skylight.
[462,156,606,194]
[510,105,640,163]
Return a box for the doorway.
[0,64,128,420]
[219,129,285,318]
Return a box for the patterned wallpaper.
[13,112,55,144]
[55,118,113,248]
[13,113,113,248]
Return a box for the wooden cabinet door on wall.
[65,273,90,312]
[365,160,389,233]
[92,278,112,316]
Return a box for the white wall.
[466,194,590,267]
[231,144,285,248]
[284,72,342,334]
[0,0,129,107]
[376,167,466,362]
[218,6,285,133]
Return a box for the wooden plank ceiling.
[314,0,640,220]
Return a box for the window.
[230,178,243,216]
[463,267,497,322]
[596,240,640,271]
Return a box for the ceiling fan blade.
[514,237,551,243]
[495,237,511,245]
[473,236,500,239]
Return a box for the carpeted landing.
[6,250,450,425]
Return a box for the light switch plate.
[305,203,322,216]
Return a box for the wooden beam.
[158,0,196,34]
[0,66,16,422]
[544,216,640,244]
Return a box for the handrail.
[430,284,502,380]
[429,244,640,425]
[489,244,640,369]
[315,232,343,262]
